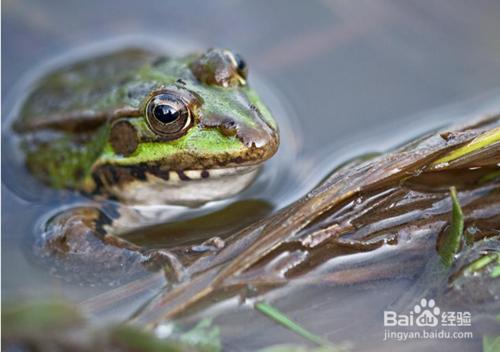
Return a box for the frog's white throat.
[107,165,261,206]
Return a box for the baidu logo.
[383,296,474,342]
[384,297,471,328]
[413,298,440,327]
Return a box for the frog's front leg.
[34,204,184,284]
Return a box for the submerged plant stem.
[255,302,328,347]
[439,187,464,267]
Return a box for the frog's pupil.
[234,53,246,71]
[154,104,179,124]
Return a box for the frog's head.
[93,49,279,205]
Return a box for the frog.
[11,47,279,280]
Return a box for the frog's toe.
[33,206,150,284]
[38,207,102,255]
[141,249,187,283]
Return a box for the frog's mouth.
[92,164,261,206]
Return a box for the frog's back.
[14,48,158,133]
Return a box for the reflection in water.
[124,199,274,248]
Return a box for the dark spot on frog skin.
[177,171,191,181]
[130,167,146,181]
[149,168,170,181]
[176,78,186,85]
[92,173,105,190]
[94,164,183,190]
[151,56,169,67]
[108,167,120,184]
[109,120,138,156]
[94,164,146,188]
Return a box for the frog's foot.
[34,206,182,284]
[139,237,226,283]
[141,249,187,283]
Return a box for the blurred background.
[3,1,500,351]
[4,0,500,146]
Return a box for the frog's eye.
[145,93,192,139]
[232,53,248,80]
[190,49,248,87]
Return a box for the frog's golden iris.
[144,91,192,139]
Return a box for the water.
[2,1,500,351]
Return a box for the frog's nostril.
[219,120,238,137]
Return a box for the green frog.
[12,47,279,279]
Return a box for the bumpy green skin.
[15,48,279,192]
[23,126,109,190]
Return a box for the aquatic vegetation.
[2,300,220,352]
[255,302,329,346]
[438,187,464,267]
